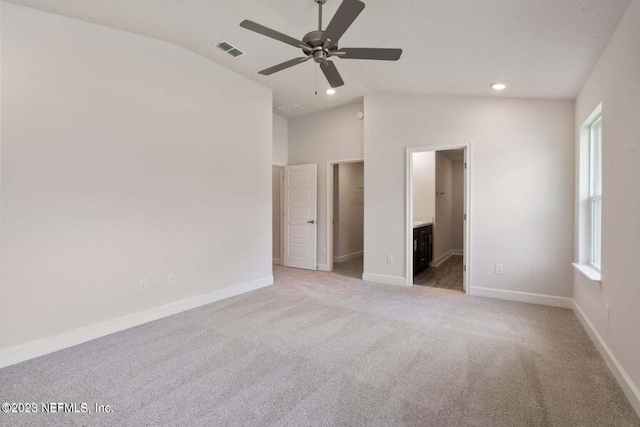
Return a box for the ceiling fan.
[239,0,402,88]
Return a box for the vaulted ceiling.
[6,0,632,117]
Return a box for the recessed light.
[491,83,507,91]
[326,88,336,95]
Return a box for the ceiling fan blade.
[240,20,305,49]
[259,57,311,75]
[321,0,365,47]
[337,48,403,61]
[319,60,345,88]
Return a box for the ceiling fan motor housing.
[304,31,338,63]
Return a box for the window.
[573,104,603,286]
[588,114,602,271]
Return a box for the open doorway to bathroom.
[327,160,364,278]
[407,146,470,292]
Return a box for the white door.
[284,164,317,270]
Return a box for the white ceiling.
[6,0,632,117]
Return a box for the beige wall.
[273,114,288,166]
[452,160,465,250]
[573,0,640,413]
[434,152,453,261]
[412,152,436,223]
[363,94,574,295]
[288,103,364,268]
[0,4,273,351]
[335,162,364,260]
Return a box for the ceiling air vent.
[275,103,306,117]
[216,40,244,58]
[227,48,244,58]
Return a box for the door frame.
[326,158,365,272]
[406,143,472,292]
[273,162,285,266]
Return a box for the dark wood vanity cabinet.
[413,225,433,276]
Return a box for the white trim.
[333,250,363,263]
[406,142,472,291]
[272,161,286,167]
[317,263,330,272]
[0,276,274,369]
[273,258,281,265]
[573,301,640,417]
[362,273,408,287]
[429,249,462,268]
[469,286,573,309]
[572,263,602,288]
[326,158,364,273]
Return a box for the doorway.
[406,144,471,292]
[272,165,284,266]
[327,159,364,278]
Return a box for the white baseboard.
[573,301,640,417]
[362,273,408,287]
[272,258,280,265]
[333,250,363,263]
[317,263,330,272]
[0,276,274,369]
[469,286,573,309]
[430,249,462,268]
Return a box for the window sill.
[572,263,601,288]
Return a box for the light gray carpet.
[1,266,639,426]
[332,256,364,279]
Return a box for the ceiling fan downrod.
[316,0,327,31]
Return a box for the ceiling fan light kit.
[240,0,403,88]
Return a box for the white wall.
[335,162,364,260]
[273,114,288,166]
[434,152,453,261]
[0,4,273,351]
[288,103,364,268]
[412,152,435,222]
[451,160,465,250]
[364,94,574,297]
[573,0,640,412]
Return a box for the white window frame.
[588,115,602,272]
[573,103,603,288]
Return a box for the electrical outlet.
[495,264,504,274]
[139,279,148,291]
[606,304,610,323]
[168,274,176,285]
[387,255,394,264]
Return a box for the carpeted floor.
[332,255,364,279]
[1,266,639,426]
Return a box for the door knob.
[307,220,316,224]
